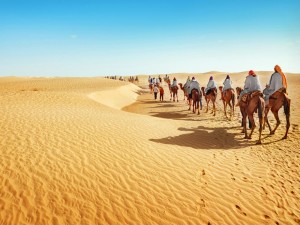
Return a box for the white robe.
[239,75,262,100]
[223,79,233,91]
[171,80,178,87]
[188,80,200,94]
[205,80,217,93]
[263,72,284,101]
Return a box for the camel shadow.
[149,125,251,149]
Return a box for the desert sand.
[0,72,299,225]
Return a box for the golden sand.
[0,73,299,224]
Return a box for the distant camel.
[263,88,290,139]
[219,86,235,120]
[170,85,179,102]
[135,76,139,84]
[178,83,188,100]
[149,83,153,94]
[236,87,265,144]
[191,89,202,114]
[201,87,217,116]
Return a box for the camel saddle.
[206,87,217,95]
[224,88,234,97]
[270,88,287,100]
[241,91,263,103]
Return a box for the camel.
[236,87,265,144]
[263,88,291,139]
[170,85,178,102]
[149,83,153,94]
[134,76,139,84]
[178,83,188,100]
[191,89,202,114]
[236,87,251,130]
[219,86,235,120]
[201,87,217,116]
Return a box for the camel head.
[201,86,205,95]
[236,87,243,96]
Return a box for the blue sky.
[0,0,300,76]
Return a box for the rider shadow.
[149,125,251,149]
[150,111,190,120]
[149,103,179,108]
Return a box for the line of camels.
[148,77,290,145]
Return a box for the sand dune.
[0,73,299,224]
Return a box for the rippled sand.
[1,73,299,224]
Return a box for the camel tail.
[258,97,265,119]
[283,94,290,116]
[231,92,235,106]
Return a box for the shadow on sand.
[150,125,252,150]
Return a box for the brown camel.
[134,76,139,84]
[219,86,235,120]
[149,83,153,94]
[201,87,217,116]
[191,89,202,115]
[236,87,265,144]
[263,88,291,139]
[178,83,188,100]
[170,85,179,102]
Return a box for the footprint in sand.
[231,173,236,181]
[195,169,207,184]
[236,205,247,216]
[196,198,206,214]
[261,186,268,195]
[242,177,253,183]
[291,124,299,133]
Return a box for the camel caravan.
[146,65,291,145]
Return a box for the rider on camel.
[205,76,217,95]
[236,70,262,106]
[221,75,233,100]
[188,77,201,99]
[171,77,178,87]
[263,65,288,106]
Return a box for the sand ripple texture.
[0,74,300,225]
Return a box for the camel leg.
[242,115,248,137]
[177,93,178,102]
[200,99,203,110]
[282,98,291,139]
[228,102,233,120]
[283,106,290,139]
[188,99,191,110]
[263,107,270,130]
[206,100,209,113]
[256,115,264,145]
[265,114,272,134]
[271,110,280,135]
[283,113,290,139]
[193,103,196,113]
[248,114,256,139]
[223,101,227,117]
[213,101,216,116]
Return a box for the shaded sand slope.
[0,74,299,225]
